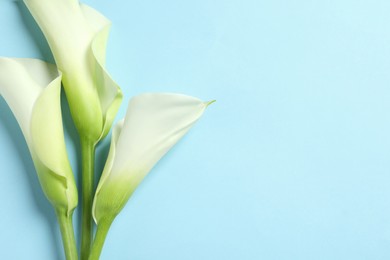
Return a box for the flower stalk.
[56,209,78,260]
[88,217,114,260]
[80,138,96,260]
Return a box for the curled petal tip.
[205,100,216,106]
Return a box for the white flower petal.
[24,0,122,142]
[0,58,77,212]
[0,58,55,141]
[93,93,212,223]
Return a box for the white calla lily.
[89,93,212,259]
[24,0,122,143]
[0,57,78,259]
[0,58,77,212]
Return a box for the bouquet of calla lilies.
[0,1,212,259]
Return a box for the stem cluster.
[56,137,111,260]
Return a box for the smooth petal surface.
[93,93,212,223]
[24,0,122,143]
[0,58,77,213]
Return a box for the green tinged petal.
[0,58,77,213]
[93,93,212,223]
[24,0,122,143]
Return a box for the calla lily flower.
[88,93,212,258]
[0,57,79,259]
[0,58,77,213]
[93,93,212,224]
[24,0,122,143]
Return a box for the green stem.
[56,209,78,260]
[81,139,96,260]
[89,218,114,260]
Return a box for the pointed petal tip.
[205,100,216,106]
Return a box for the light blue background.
[1,0,390,259]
